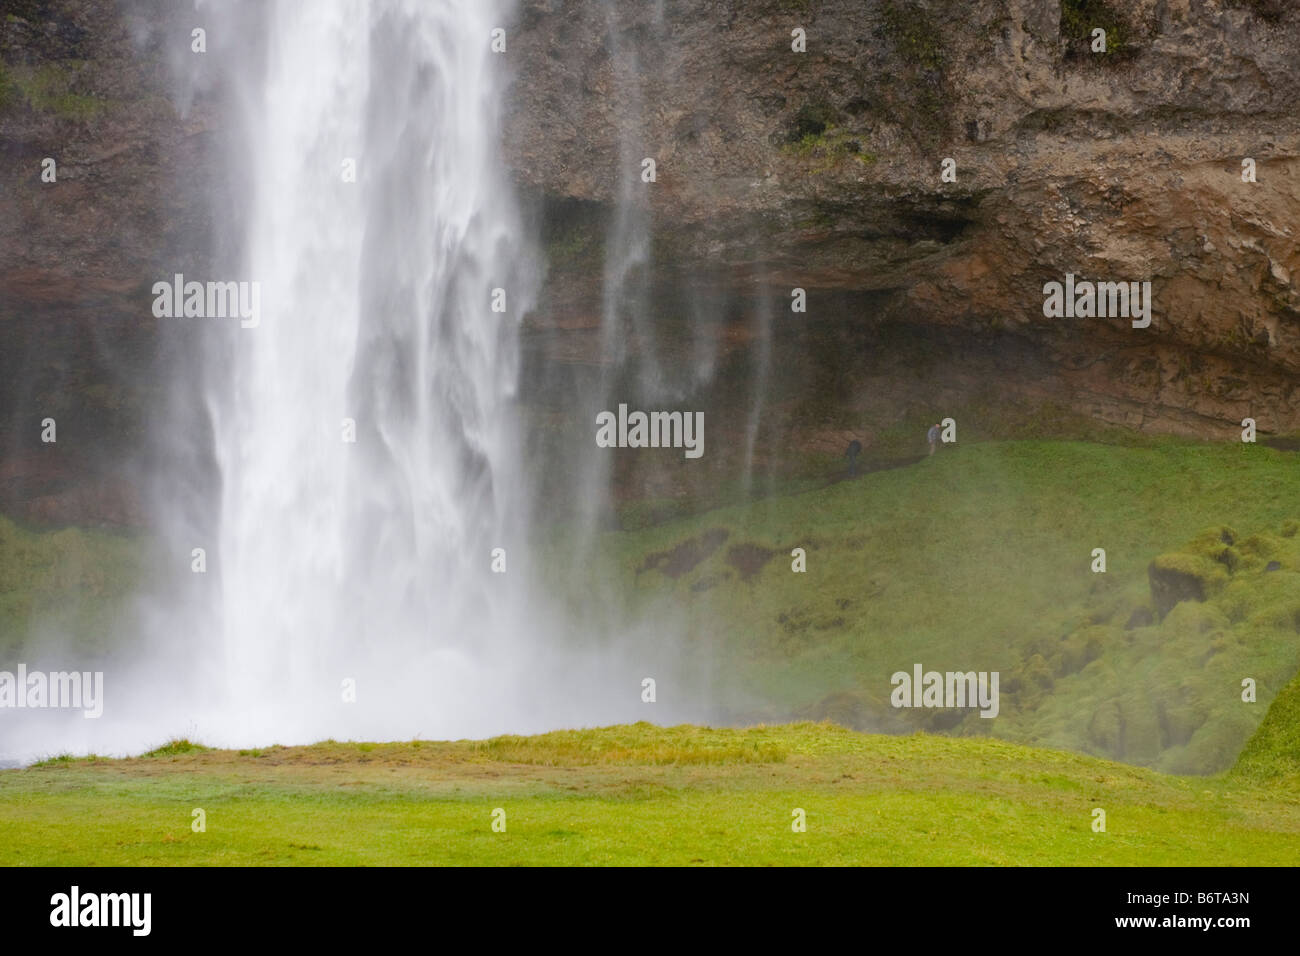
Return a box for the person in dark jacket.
[846,439,862,476]
[927,422,941,456]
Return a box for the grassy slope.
[3,438,1297,777]
[5,440,1297,777]
[553,440,1300,774]
[0,516,141,660]
[1236,668,1300,783]
[5,723,1299,866]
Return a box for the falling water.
[205,0,544,743]
[1,0,707,764]
[182,0,704,749]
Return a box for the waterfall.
[0,0,705,764]
[205,0,541,743]
[171,0,698,749]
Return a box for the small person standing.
[846,439,862,477]
[927,422,941,456]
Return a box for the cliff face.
[0,0,213,525]
[2,0,1299,524]
[506,0,1300,438]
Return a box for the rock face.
[4,0,1300,525]
[1148,560,1208,618]
[0,0,213,525]
[505,0,1300,439]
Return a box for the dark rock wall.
[508,0,1300,442]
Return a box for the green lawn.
[4,723,1299,866]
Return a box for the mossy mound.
[1148,551,1227,617]
[1235,670,1300,783]
[1023,517,1300,773]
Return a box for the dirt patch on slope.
[726,542,778,581]
[638,528,729,578]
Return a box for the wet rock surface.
[507,0,1300,438]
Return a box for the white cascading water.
[189,0,700,749]
[211,0,543,744]
[2,0,703,764]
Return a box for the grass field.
[4,722,1299,866]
